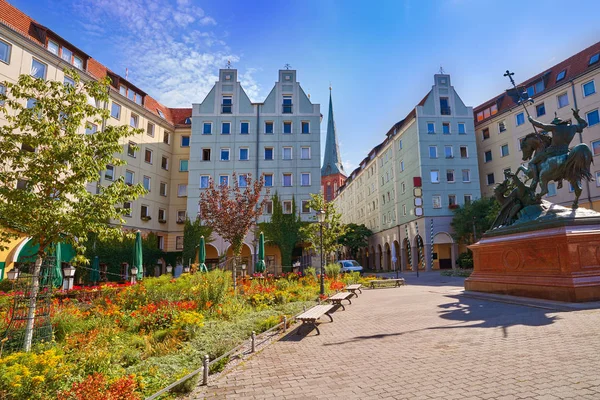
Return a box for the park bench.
[345,283,363,298]
[295,304,336,335]
[326,291,354,311]
[369,278,405,289]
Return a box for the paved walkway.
[192,273,600,399]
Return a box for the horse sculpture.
[516,132,593,209]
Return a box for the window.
[484,150,492,163]
[219,175,229,187]
[61,47,73,63]
[202,148,211,161]
[446,170,455,183]
[301,173,311,186]
[159,182,167,196]
[301,147,311,160]
[144,148,153,164]
[476,104,498,121]
[179,159,189,172]
[283,201,293,214]
[432,196,441,209]
[583,81,596,97]
[302,200,310,213]
[85,123,97,135]
[222,122,231,134]
[161,156,169,170]
[0,39,10,64]
[26,98,36,109]
[282,95,292,113]
[430,170,440,183]
[240,122,249,134]
[127,142,137,157]
[482,128,490,140]
[203,122,212,134]
[222,95,232,113]
[130,113,139,128]
[455,123,465,135]
[498,120,506,133]
[176,237,184,250]
[460,146,468,158]
[74,56,83,70]
[592,140,600,156]
[283,121,292,134]
[239,148,249,160]
[401,182,406,194]
[501,144,510,157]
[63,75,75,87]
[504,167,512,177]
[220,148,230,161]
[264,201,273,214]
[399,140,403,150]
[556,69,566,82]
[444,145,453,158]
[536,103,546,117]
[589,53,600,66]
[282,147,292,160]
[158,209,166,222]
[111,102,121,119]
[487,173,495,185]
[265,121,274,134]
[47,40,59,55]
[31,59,46,79]
[177,210,187,223]
[283,173,292,187]
[440,97,450,115]
[177,184,187,197]
[427,122,435,134]
[302,121,310,134]
[105,165,114,181]
[597,171,600,187]
[123,202,132,217]
[442,123,450,134]
[264,147,274,160]
[125,170,134,185]
[464,194,472,205]
[181,135,190,147]
[400,160,404,171]
[557,93,569,108]
[462,169,470,182]
[587,110,599,127]
[238,174,248,187]
[147,122,155,137]
[547,182,557,197]
[429,146,437,158]
[264,174,273,187]
[200,175,210,189]
[143,176,151,191]
[516,113,525,126]
[163,131,171,144]
[120,86,127,96]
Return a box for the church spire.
[321,87,345,177]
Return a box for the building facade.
[334,74,480,271]
[321,89,346,201]
[474,42,600,210]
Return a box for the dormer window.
[589,53,599,66]
[61,47,73,63]
[48,41,59,55]
[556,69,566,82]
[282,95,292,114]
[222,96,232,114]
[119,86,127,96]
[157,109,165,119]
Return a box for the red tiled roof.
[474,41,600,126]
[169,108,192,125]
[0,0,176,125]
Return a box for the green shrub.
[341,271,361,285]
[324,263,341,280]
[304,267,316,279]
[456,251,473,268]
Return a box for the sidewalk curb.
[461,290,600,312]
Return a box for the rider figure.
[527,108,587,188]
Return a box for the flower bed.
[0,269,368,399]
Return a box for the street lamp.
[62,265,76,291]
[316,209,326,296]
[7,267,19,281]
[166,264,173,275]
[130,266,138,284]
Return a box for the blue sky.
[11,0,600,172]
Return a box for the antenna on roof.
[284,63,291,70]
[125,67,129,79]
[438,65,445,74]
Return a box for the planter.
[158,219,167,224]
[141,216,152,221]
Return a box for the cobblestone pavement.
[192,273,600,399]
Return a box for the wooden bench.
[345,284,363,298]
[326,292,354,311]
[369,278,405,289]
[295,305,336,335]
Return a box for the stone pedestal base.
[466,224,600,302]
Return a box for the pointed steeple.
[321,87,345,177]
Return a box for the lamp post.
[166,264,173,275]
[130,266,138,284]
[7,267,19,281]
[62,265,76,291]
[316,209,326,296]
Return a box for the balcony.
[440,106,451,115]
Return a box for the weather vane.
[226,60,232,69]
[439,65,445,74]
[284,63,291,70]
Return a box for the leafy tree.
[199,173,266,274]
[0,70,145,351]
[300,194,347,263]
[142,232,164,271]
[450,197,500,245]
[259,193,306,268]
[182,218,213,266]
[339,223,372,260]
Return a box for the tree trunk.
[23,254,42,352]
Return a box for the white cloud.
[73,0,259,107]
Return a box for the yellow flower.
[32,375,45,384]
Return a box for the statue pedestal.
[466,223,600,302]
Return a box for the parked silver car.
[337,260,364,274]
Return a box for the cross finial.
[439,65,445,74]
[284,63,291,70]
[504,69,516,86]
[226,60,232,69]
